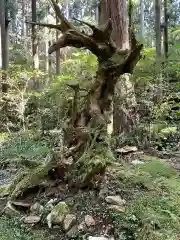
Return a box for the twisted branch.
[26,0,142,76]
[25,21,62,31]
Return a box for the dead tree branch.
[25,21,62,31]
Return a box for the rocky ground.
[0,143,180,240]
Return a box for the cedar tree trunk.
[99,0,139,136]
[0,0,9,93]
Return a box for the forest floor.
[0,133,180,240]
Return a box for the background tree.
[99,0,139,136]
[155,0,162,56]
[32,0,39,89]
[140,0,145,38]
[55,0,60,75]
[163,0,168,59]
[0,0,9,93]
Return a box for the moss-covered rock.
[46,202,70,228]
[0,184,10,197]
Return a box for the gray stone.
[115,146,138,154]
[85,215,96,227]
[105,196,126,206]
[24,216,41,224]
[131,159,145,165]
[63,214,76,231]
[88,237,114,240]
[30,202,44,215]
[108,204,125,212]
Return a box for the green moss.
[140,155,161,161]
[136,160,177,178]
[0,185,10,197]
[52,202,69,216]
[74,145,115,183]
[107,159,180,240]
[9,159,55,199]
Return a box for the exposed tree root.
[8,151,73,200]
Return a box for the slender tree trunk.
[45,32,52,85]
[140,0,145,38]
[21,0,27,49]
[0,0,9,93]
[56,0,60,75]
[48,40,52,79]
[155,0,161,56]
[95,5,99,23]
[163,0,168,59]
[32,0,39,89]
[45,39,49,73]
[128,0,133,47]
[128,0,133,32]
[65,3,69,19]
[155,0,163,102]
[11,18,17,44]
[0,7,2,69]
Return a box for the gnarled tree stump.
[10,0,143,199]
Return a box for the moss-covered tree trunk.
[29,0,142,183]
[9,0,142,199]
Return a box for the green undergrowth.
[0,216,46,240]
[0,132,50,167]
[108,159,180,240]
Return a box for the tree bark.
[99,0,138,136]
[32,0,39,89]
[21,0,27,47]
[163,0,168,59]
[45,39,49,73]
[0,0,9,93]
[140,0,145,38]
[155,0,163,102]
[56,0,60,75]
[155,0,161,56]
[99,0,129,49]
